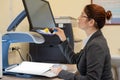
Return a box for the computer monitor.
[22,0,56,30]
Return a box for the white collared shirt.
[82,32,96,49]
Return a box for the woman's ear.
[89,19,95,27]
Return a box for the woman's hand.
[54,27,67,42]
[50,65,62,75]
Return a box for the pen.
[43,69,51,73]
[53,29,57,32]
[43,64,60,73]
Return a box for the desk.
[1,64,77,80]
[1,75,62,80]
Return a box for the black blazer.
[58,30,113,80]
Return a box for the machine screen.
[22,0,56,30]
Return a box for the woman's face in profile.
[77,11,89,30]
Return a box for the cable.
[26,53,33,61]
[12,47,25,61]
[11,47,33,62]
[16,49,25,61]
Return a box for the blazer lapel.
[83,30,103,49]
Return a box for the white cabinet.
[0,34,2,78]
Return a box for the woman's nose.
[77,17,80,22]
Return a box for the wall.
[0,0,29,64]
[0,0,120,64]
[48,0,90,18]
[0,0,28,33]
[102,25,120,55]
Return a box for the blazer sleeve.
[58,40,81,64]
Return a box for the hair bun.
[106,10,112,20]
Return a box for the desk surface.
[1,75,62,80]
[1,64,77,80]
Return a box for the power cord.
[12,47,33,62]
[12,47,25,61]
[26,53,33,61]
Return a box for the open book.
[5,61,67,77]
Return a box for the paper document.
[5,61,58,77]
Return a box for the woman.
[51,4,113,80]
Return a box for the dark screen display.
[22,0,56,29]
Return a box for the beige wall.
[48,0,90,18]
[0,0,120,64]
[0,0,29,33]
[102,25,120,55]
[0,0,29,64]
